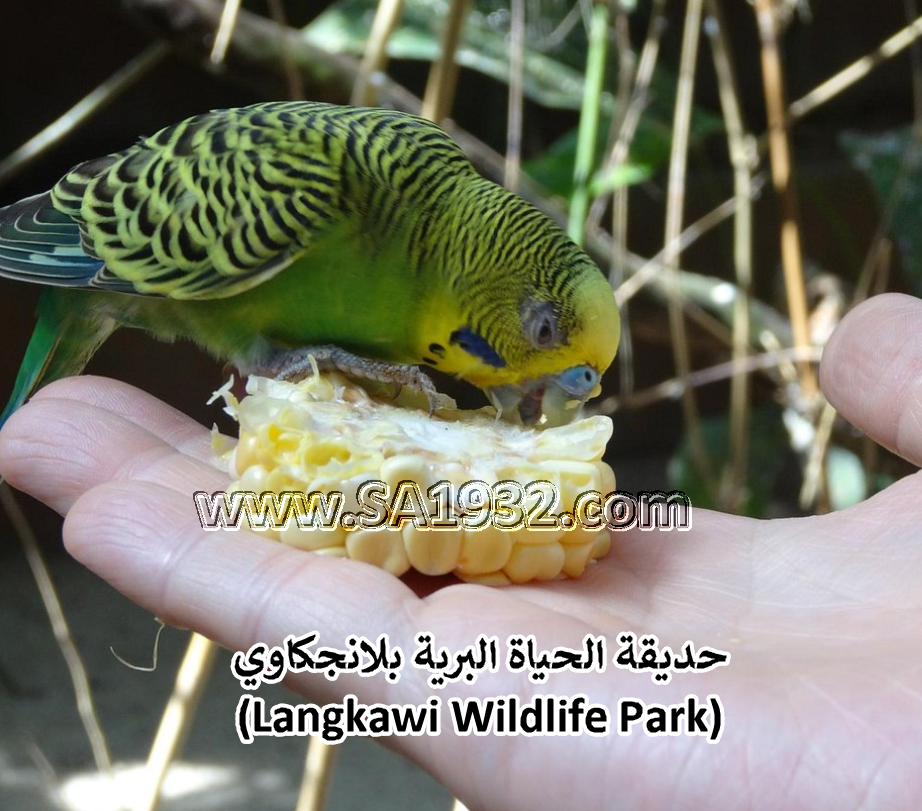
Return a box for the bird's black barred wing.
[0,102,474,301]
[50,102,350,300]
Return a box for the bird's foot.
[255,345,440,415]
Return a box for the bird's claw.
[254,345,440,415]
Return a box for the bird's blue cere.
[555,365,599,397]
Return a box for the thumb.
[820,293,922,468]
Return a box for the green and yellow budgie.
[0,102,619,430]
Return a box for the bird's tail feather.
[0,289,115,432]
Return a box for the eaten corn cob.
[214,371,615,585]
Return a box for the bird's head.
[418,197,620,427]
[481,267,620,426]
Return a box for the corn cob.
[214,371,615,584]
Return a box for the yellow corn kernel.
[455,525,514,576]
[314,547,348,559]
[402,524,463,575]
[264,467,295,493]
[561,538,599,578]
[505,521,565,546]
[280,522,347,551]
[216,372,615,584]
[346,528,411,576]
[591,532,612,560]
[503,542,566,583]
[600,464,617,498]
[232,433,261,473]
[458,570,511,587]
[237,464,270,491]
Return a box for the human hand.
[1,293,920,810]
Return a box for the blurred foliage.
[525,108,722,201]
[523,112,651,200]
[305,0,722,198]
[840,127,922,297]
[304,0,589,108]
[670,407,869,516]
[668,405,789,516]
[521,113,643,199]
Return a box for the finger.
[0,391,225,515]
[30,375,218,459]
[820,293,922,467]
[63,478,598,699]
[62,480,416,661]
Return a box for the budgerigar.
[0,102,620,429]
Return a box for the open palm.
[2,293,920,811]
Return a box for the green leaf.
[589,163,652,196]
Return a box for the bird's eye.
[525,301,560,349]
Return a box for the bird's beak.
[486,364,602,428]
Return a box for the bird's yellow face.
[417,266,620,426]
